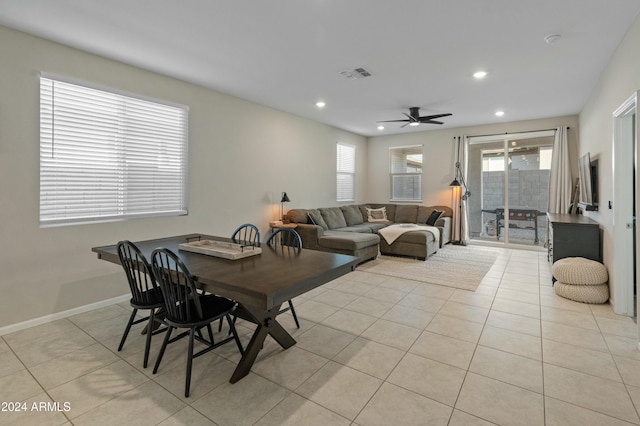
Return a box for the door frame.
[612,92,637,316]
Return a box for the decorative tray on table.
[178,240,261,260]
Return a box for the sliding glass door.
[467,131,554,248]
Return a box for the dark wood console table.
[547,213,600,265]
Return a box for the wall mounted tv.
[578,152,598,211]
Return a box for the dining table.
[92,233,360,383]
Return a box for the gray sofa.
[285,204,453,263]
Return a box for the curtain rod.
[463,127,569,139]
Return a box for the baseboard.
[0,294,130,336]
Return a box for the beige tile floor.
[1,247,640,425]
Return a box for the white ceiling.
[2,0,640,136]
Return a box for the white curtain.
[548,127,572,214]
[461,136,470,244]
[451,184,462,242]
[451,136,470,244]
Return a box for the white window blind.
[390,145,423,201]
[39,74,189,226]
[337,142,355,202]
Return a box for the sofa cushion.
[308,209,329,230]
[416,206,430,224]
[341,205,365,226]
[426,210,444,226]
[366,222,390,233]
[319,231,380,251]
[320,207,347,229]
[395,205,418,223]
[333,225,374,233]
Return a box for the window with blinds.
[390,145,423,202]
[336,142,355,202]
[39,74,189,226]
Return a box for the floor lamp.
[449,137,470,245]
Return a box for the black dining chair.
[266,227,302,328]
[218,223,262,333]
[116,240,167,368]
[151,248,244,398]
[231,223,261,247]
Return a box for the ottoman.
[552,257,609,304]
[379,229,438,260]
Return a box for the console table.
[547,213,600,265]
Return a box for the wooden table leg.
[229,303,296,383]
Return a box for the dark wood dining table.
[92,233,359,383]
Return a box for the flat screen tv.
[578,152,598,211]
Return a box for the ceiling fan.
[378,107,452,127]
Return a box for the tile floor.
[1,247,640,425]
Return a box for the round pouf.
[553,257,609,304]
[552,257,608,285]
[554,281,609,304]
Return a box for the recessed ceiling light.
[316,101,326,108]
[377,125,385,131]
[473,71,487,79]
[495,110,505,117]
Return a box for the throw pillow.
[366,207,388,222]
[308,209,329,230]
[426,210,444,226]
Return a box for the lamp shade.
[449,178,461,187]
[280,192,290,203]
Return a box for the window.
[390,145,422,201]
[39,74,189,226]
[336,142,355,202]
[539,147,552,170]
[481,145,553,172]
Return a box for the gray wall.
[579,12,640,315]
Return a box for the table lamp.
[280,192,290,222]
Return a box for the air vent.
[340,67,372,80]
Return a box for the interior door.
[612,93,637,317]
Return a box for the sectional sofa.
[285,204,453,263]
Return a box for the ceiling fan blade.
[403,112,420,125]
[380,109,451,127]
[418,113,452,120]
[401,122,411,128]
